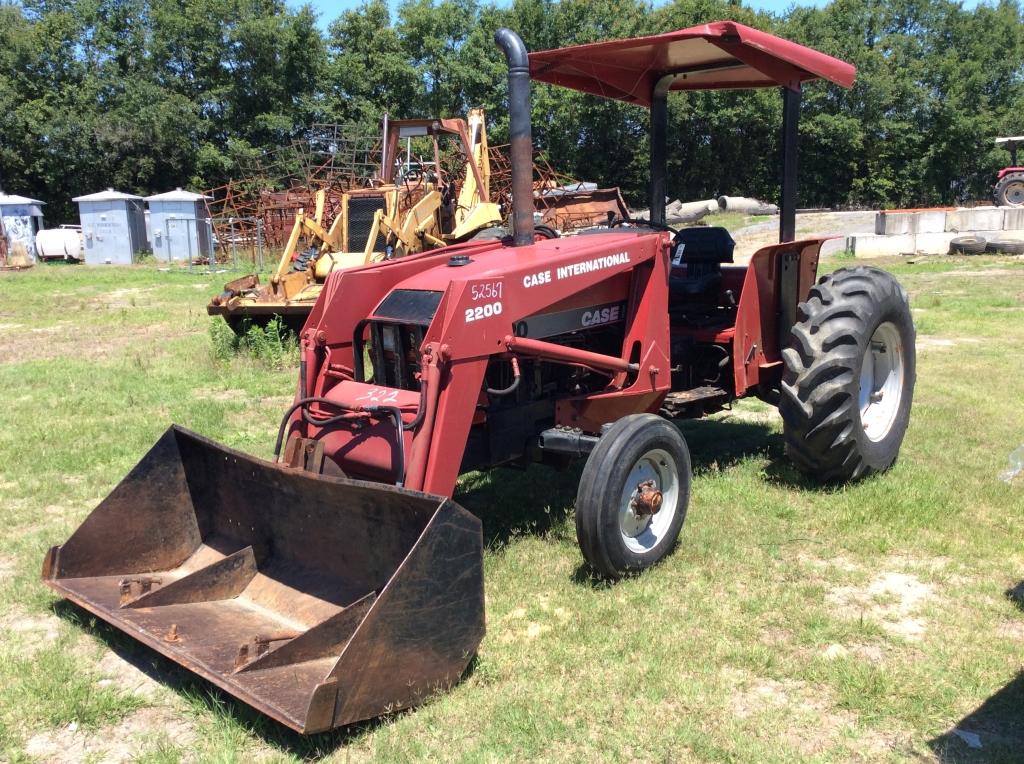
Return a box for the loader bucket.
[43,426,485,733]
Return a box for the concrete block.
[965,230,1012,245]
[1002,208,1024,229]
[945,207,1005,232]
[876,210,948,234]
[912,232,956,254]
[847,233,916,258]
[875,212,914,235]
[913,210,947,233]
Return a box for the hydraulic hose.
[486,357,521,397]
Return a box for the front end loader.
[208,110,502,334]
[46,23,915,733]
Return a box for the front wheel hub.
[632,480,663,516]
[619,448,679,554]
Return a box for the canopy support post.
[649,75,674,227]
[779,85,801,243]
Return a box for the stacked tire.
[985,239,1024,255]
[949,236,987,255]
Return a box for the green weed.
[209,316,299,370]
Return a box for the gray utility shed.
[146,188,213,262]
[73,189,147,265]
[0,193,45,256]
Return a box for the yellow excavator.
[208,109,502,333]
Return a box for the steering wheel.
[534,224,559,240]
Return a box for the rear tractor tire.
[575,414,691,578]
[995,171,1024,207]
[780,267,916,483]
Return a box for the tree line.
[3,0,1023,223]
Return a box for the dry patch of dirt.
[725,668,901,757]
[819,642,886,663]
[194,388,250,403]
[0,609,62,654]
[22,706,197,764]
[995,618,1024,641]
[95,650,170,702]
[494,598,572,641]
[525,622,550,639]
[916,336,982,351]
[884,554,953,573]
[828,571,934,641]
[89,287,157,309]
[796,552,861,574]
[0,554,15,582]
[936,268,1021,278]
[0,320,188,364]
[261,395,294,408]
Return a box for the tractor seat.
[669,226,735,299]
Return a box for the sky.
[291,0,833,29]
[293,0,985,29]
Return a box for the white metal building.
[0,193,46,257]
[73,188,147,265]
[145,188,213,262]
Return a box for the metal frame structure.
[528,20,856,241]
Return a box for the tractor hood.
[376,231,658,297]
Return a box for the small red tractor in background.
[995,136,1024,206]
[44,23,915,733]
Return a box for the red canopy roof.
[528,21,856,106]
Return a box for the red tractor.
[995,136,1024,206]
[44,23,915,733]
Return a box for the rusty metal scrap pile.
[203,124,385,262]
[204,125,625,265]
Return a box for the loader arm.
[291,231,672,495]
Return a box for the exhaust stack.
[494,28,535,246]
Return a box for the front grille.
[349,197,387,253]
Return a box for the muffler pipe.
[494,28,535,247]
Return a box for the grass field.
[1,253,1022,763]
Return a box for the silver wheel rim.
[1004,180,1024,206]
[618,448,679,554]
[859,321,905,442]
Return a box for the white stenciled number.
[464,301,503,322]
[356,387,400,404]
[471,282,503,301]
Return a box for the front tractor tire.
[575,414,691,578]
[780,266,916,483]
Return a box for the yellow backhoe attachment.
[446,108,502,241]
[208,110,504,333]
